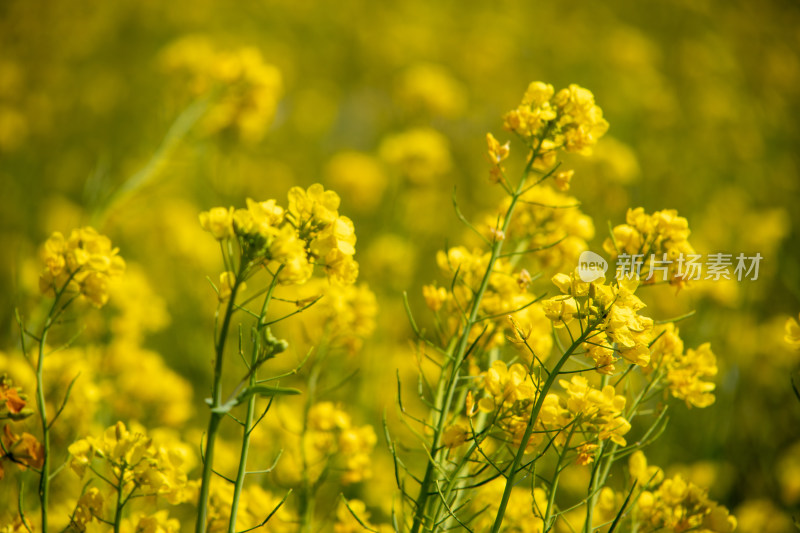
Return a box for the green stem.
[34,288,68,532]
[582,373,610,533]
[113,465,126,533]
[35,326,51,532]
[197,413,223,533]
[583,440,605,533]
[490,320,599,533]
[227,358,258,533]
[410,137,548,533]
[430,352,499,527]
[228,271,281,533]
[196,268,245,533]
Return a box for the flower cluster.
[71,487,105,530]
[39,226,126,307]
[199,184,358,286]
[486,132,510,183]
[287,184,358,284]
[625,452,736,532]
[502,81,609,160]
[476,361,565,451]
[161,35,283,143]
[68,422,196,511]
[306,402,376,485]
[650,324,719,408]
[603,207,696,285]
[312,281,378,354]
[636,473,737,532]
[475,363,630,451]
[279,402,377,487]
[544,272,654,371]
[478,361,539,413]
[560,375,631,446]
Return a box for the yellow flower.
[422,285,448,312]
[492,184,595,272]
[486,132,510,164]
[288,183,341,228]
[309,402,351,432]
[554,169,574,191]
[199,207,234,240]
[39,227,125,307]
[603,207,696,285]
[245,198,284,237]
[479,361,538,413]
[161,37,282,143]
[629,450,664,488]
[322,248,359,286]
[584,332,617,375]
[270,225,313,285]
[67,438,93,478]
[72,487,105,529]
[576,442,599,466]
[339,425,377,484]
[504,81,557,139]
[665,343,718,408]
[553,84,609,154]
[206,480,295,532]
[560,376,631,446]
[470,478,546,532]
[68,422,194,505]
[637,473,737,532]
[592,487,622,528]
[301,403,376,485]
[542,295,579,327]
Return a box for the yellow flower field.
[1,1,799,531]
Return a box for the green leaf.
[236,385,302,405]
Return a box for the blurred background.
[1,0,799,530]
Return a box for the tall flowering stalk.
[10,228,125,530]
[395,82,736,533]
[195,185,360,533]
[404,81,608,533]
